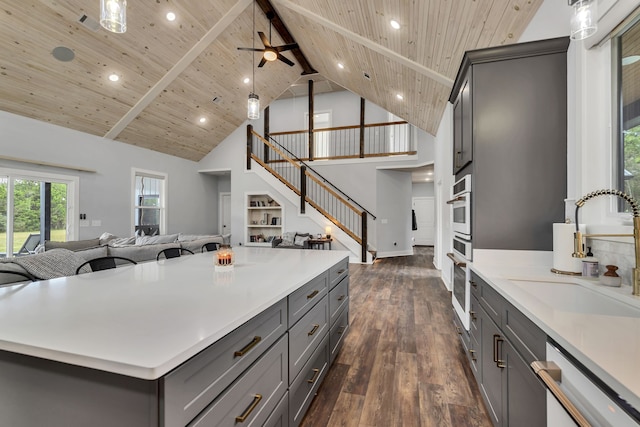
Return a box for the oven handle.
[531,361,592,427]
[446,195,466,204]
[446,252,466,268]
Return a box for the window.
[616,16,640,212]
[133,169,166,236]
[305,111,332,159]
[0,168,78,258]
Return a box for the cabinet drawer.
[329,276,349,326]
[329,306,349,364]
[503,301,546,363]
[478,276,503,327]
[288,272,328,327]
[263,391,289,427]
[162,299,287,427]
[289,295,329,383]
[329,258,349,289]
[289,333,330,427]
[188,335,288,427]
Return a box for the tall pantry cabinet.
[449,37,569,251]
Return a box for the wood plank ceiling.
[0,0,544,162]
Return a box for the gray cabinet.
[470,270,546,427]
[449,37,569,251]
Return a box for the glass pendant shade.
[570,0,597,40]
[100,0,127,34]
[248,93,260,120]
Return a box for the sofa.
[0,232,230,286]
[271,231,312,249]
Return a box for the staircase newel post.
[300,165,307,214]
[264,107,270,164]
[246,124,253,170]
[361,211,367,263]
[359,97,365,158]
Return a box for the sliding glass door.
[0,168,77,258]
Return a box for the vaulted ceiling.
[0,0,543,162]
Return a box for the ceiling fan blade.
[258,57,267,68]
[237,47,266,52]
[274,43,298,53]
[277,54,295,67]
[258,32,271,48]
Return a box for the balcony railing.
[269,121,415,161]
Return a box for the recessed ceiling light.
[337,62,345,69]
[396,94,404,100]
[390,20,401,30]
[243,77,251,84]
[199,117,207,124]
[108,73,119,82]
[166,12,176,21]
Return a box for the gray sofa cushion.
[107,242,181,263]
[0,262,32,285]
[74,245,108,261]
[45,238,100,251]
[180,236,225,253]
[136,234,179,245]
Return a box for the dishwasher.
[532,340,640,426]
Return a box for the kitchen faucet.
[573,189,640,296]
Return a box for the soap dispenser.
[582,246,599,278]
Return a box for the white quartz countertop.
[470,250,640,412]
[0,247,349,380]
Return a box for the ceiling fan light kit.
[100,0,127,33]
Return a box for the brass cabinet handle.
[455,326,462,335]
[531,361,592,427]
[235,394,263,422]
[308,324,320,336]
[470,310,476,321]
[336,269,345,275]
[493,334,505,368]
[337,325,347,334]
[234,336,262,357]
[469,349,477,361]
[470,280,477,288]
[337,294,346,301]
[307,290,319,299]
[307,368,320,384]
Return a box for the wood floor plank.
[299,247,492,427]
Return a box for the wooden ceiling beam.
[255,0,317,75]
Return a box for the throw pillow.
[281,231,296,246]
[135,234,179,246]
[294,235,309,246]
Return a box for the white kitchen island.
[0,247,350,427]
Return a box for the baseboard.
[375,249,414,259]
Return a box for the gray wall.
[0,111,219,239]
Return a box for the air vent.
[212,96,222,105]
[78,14,101,32]
[363,71,371,81]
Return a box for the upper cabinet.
[449,37,570,251]
[452,69,473,175]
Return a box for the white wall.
[376,170,413,257]
[0,111,219,239]
[434,103,454,288]
[412,182,435,198]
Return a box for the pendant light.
[568,0,597,41]
[100,0,127,33]
[247,1,260,120]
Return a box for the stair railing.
[247,125,375,262]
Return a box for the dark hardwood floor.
[300,246,492,427]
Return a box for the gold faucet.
[573,189,640,296]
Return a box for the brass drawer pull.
[470,280,477,288]
[469,349,477,361]
[307,290,319,299]
[308,324,320,336]
[307,368,320,384]
[337,294,346,301]
[493,334,505,368]
[235,394,263,423]
[470,310,476,321]
[234,336,262,357]
[455,326,462,335]
[336,269,345,275]
[338,325,346,334]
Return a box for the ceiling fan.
[237,13,298,68]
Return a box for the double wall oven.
[447,174,472,330]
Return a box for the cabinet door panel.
[504,339,546,427]
[480,307,503,427]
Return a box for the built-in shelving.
[245,193,283,247]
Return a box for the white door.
[412,197,435,246]
[219,192,231,236]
